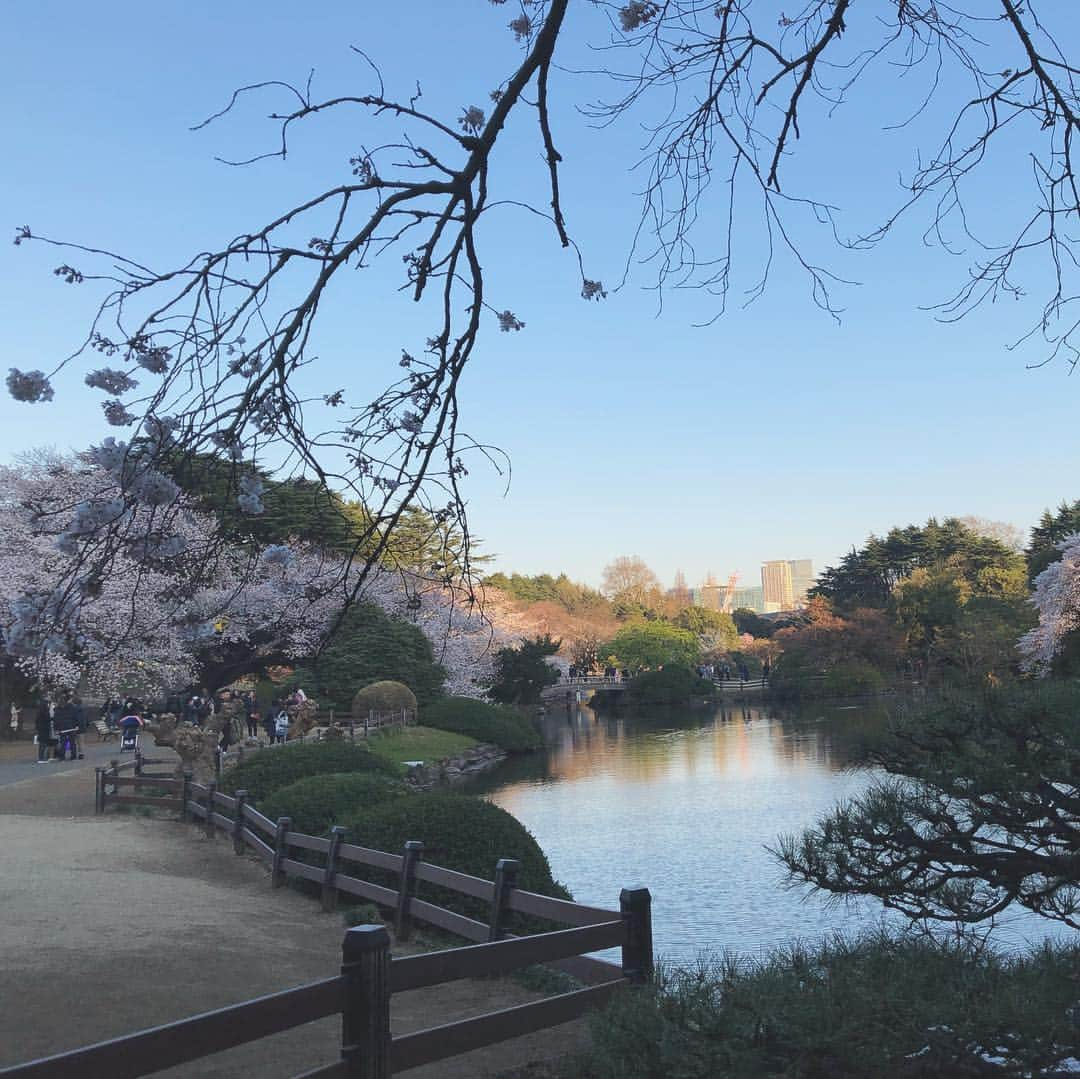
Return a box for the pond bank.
[405,741,508,790]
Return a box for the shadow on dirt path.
[0,751,586,1077]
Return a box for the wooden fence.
[12,771,652,1078]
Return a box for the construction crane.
[720,571,740,613]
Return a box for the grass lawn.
[367,725,477,769]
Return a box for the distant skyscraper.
[732,586,765,613]
[788,559,815,607]
[761,561,794,612]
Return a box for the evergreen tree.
[1026,499,1080,582]
[487,635,561,705]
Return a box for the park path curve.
[0,742,583,1077]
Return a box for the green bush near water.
[627,667,715,705]
[423,696,541,752]
[260,772,410,835]
[565,933,1080,1077]
[339,793,570,927]
[220,742,398,804]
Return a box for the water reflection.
[467,701,1068,963]
[466,702,894,963]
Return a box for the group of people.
[701,660,769,683]
[34,695,87,763]
[27,683,312,763]
[564,665,629,682]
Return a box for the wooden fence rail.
[6,770,653,1078]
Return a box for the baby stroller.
[56,726,83,761]
[119,714,143,753]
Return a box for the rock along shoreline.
[404,743,507,791]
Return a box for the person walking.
[34,699,53,763]
[274,708,290,745]
[245,697,259,739]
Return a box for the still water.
[466,700,1068,965]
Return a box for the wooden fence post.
[204,781,217,839]
[106,760,119,809]
[180,771,192,822]
[341,924,391,1079]
[394,840,424,942]
[233,789,248,854]
[94,767,104,814]
[322,825,346,912]
[488,858,520,942]
[134,747,143,776]
[619,887,654,985]
[214,747,222,781]
[272,816,292,888]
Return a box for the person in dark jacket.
[35,700,53,763]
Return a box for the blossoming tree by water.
[1018,533,1080,676]
[0,452,496,698]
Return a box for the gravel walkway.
[0,742,585,1077]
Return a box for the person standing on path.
[34,700,53,763]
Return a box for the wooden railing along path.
[11,769,652,1078]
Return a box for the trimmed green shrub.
[220,742,398,804]
[423,697,541,752]
[260,772,410,835]
[339,794,569,926]
[352,679,418,718]
[628,667,715,705]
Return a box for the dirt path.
[0,752,585,1077]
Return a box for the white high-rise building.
[788,559,815,608]
[761,561,794,613]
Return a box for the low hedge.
[260,772,410,836]
[220,742,398,804]
[339,793,569,927]
[423,697,541,752]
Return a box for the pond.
[465,699,1070,965]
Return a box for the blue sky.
[3,2,1077,592]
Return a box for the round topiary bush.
[261,773,412,838]
[422,697,541,752]
[340,793,569,926]
[260,772,410,836]
[352,680,418,718]
[220,742,398,804]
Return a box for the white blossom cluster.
[237,474,266,514]
[6,368,54,403]
[85,367,139,395]
[1018,533,1080,674]
[102,400,136,426]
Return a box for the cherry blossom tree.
[1018,533,1080,675]
[0,452,495,698]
